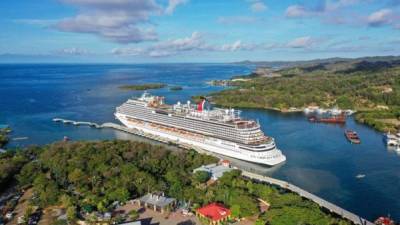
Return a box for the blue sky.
[0,0,399,63]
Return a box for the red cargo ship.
[308,113,346,124]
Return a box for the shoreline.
[49,117,373,224]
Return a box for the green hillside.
[213,58,400,132]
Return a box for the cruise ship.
[115,92,286,166]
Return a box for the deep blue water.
[1,64,399,221]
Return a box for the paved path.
[241,171,374,225]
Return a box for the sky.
[0,0,399,63]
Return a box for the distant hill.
[234,56,400,69]
[216,55,400,132]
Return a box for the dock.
[52,118,205,152]
[241,171,374,225]
[53,117,374,225]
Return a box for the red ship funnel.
[197,99,206,111]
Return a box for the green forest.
[118,83,166,91]
[0,127,11,148]
[2,140,352,225]
[212,59,400,132]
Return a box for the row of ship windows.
[120,105,267,142]
[121,106,242,137]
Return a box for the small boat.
[355,174,365,179]
[345,130,361,144]
[327,107,342,116]
[383,132,400,146]
[374,216,395,225]
[63,136,70,142]
[308,116,317,122]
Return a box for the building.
[193,161,233,181]
[136,192,176,213]
[118,221,142,225]
[196,203,231,225]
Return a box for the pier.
[53,117,374,225]
[52,118,205,152]
[52,118,101,128]
[241,171,374,225]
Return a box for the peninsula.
[212,56,400,132]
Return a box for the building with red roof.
[196,203,231,225]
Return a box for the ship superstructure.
[115,92,286,166]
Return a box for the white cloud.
[220,40,257,51]
[112,32,261,57]
[285,5,309,18]
[367,9,393,26]
[287,36,316,48]
[112,31,211,57]
[54,47,90,55]
[165,0,188,15]
[13,19,57,27]
[55,0,161,44]
[250,1,267,12]
[111,47,144,56]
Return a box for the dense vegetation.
[212,59,400,132]
[7,140,352,225]
[0,147,39,191]
[0,127,11,148]
[118,83,166,91]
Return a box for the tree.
[66,206,77,222]
[193,171,210,183]
[231,204,240,218]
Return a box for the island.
[169,85,183,91]
[118,83,166,91]
[211,56,400,132]
[0,140,353,225]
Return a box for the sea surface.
[1,64,399,221]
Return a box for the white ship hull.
[116,113,286,166]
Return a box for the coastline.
[47,118,371,224]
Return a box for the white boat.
[328,107,342,116]
[383,132,400,147]
[115,92,286,166]
[316,108,327,114]
[303,106,319,114]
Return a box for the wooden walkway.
[241,171,374,225]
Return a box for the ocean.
[1,63,399,221]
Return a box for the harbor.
[3,64,400,221]
[53,117,374,225]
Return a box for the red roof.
[197,203,231,221]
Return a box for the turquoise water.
[1,64,399,221]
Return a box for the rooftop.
[196,203,231,221]
[193,163,233,180]
[138,193,175,208]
